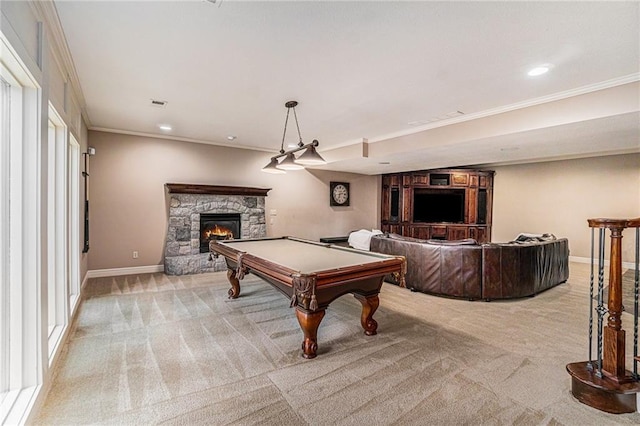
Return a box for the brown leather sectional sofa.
[370,233,569,301]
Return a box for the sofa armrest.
[534,238,570,294]
[482,238,569,300]
[482,244,536,300]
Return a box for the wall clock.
[330,182,350,206]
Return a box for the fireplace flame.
[204,224,234,240]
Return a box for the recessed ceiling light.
[226,135,237,141]
[379,161,390,165]
[528,65,551,76]
[287,143,298,148]
[159,125,172,131]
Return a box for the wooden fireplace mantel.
[166,183,271,197]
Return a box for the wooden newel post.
[567,218,640,414]
[589,220,628,380]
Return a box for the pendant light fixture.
[261,101,326,174]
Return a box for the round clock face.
[332,184,349,205]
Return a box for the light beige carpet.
[34,263,640,425]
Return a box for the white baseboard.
[570,256,637,270]
[86,264,165,278]
[81,272,89,290]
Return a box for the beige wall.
[492,153,640,263]
[89,132,640,270]
[87,131,380,270]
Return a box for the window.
[1,37,42,424]
[47,106,68,359]
[68,134,80,310]
[47,119,56,337]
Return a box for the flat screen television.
[413,189,465,223]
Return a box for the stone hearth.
[164,184,270,275]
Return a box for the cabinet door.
[410,226,430,239]
[466,188,477,224]
[451,172,469,186]
[447,226,468,240]
[431,226,447,239]
[389,187,400,222]
[412,174,429,185]
[389,224,404,235]
[477,189,487,224]
[402,186,412,222]
[381,185,390,222]
[469,226,489,243]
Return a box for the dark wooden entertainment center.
[381,168,495,243]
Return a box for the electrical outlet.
[132,251,139,259]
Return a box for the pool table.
[210,236,406,359]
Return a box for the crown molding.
[90,126,274,153]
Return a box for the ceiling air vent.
[150,99,167,107]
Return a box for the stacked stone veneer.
[164,193,267,275]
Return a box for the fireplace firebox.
[199,213,241,253]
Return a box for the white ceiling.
[54,0,640,175]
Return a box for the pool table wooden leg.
[295,308,325,359]
[354,294,379,336]
[226,268,241,299]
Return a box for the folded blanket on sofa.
[348,229,383,250]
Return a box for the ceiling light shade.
[276,152,305,170]
[295,142,326,165]
[263,100,327,173]
[261,157,286,174]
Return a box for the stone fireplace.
[164,183,270,275]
